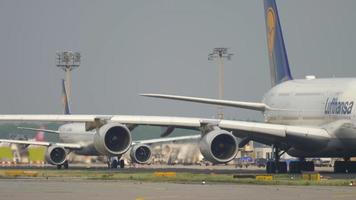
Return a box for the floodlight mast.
[208,48,233,119]
[56,51,81,103]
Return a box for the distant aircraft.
[0,126,46,163]
[0,0,355,173]
[12,79,200,169]
[8,127,45,143]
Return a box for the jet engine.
[45,145,67,165]
[94,123,132,156]
[130,144,152,164]
[199,129,238,164]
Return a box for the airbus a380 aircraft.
[0,0,355,173]
[142,0,356,173]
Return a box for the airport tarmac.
[1,164,356,200]
[0,178,355,200]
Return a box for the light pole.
[56,51,81,103]
[208,48,233,119]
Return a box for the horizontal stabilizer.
[0,139,82,149]
[17,127,60,134]
[141,93,270,111]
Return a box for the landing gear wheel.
[289,160,314,173]
[63,160,69,169]
[266,161,287,173]
[277,161,287,173]
[334,161,345,173]
[289,161,301,173]
[111,159,118,168]
[57,165,62,169]
[266,145,287,173]
[301,161,314,172]
[335,158,356,173]
[347,161,356,173]
[266,161,276,173]
[119,160,125,169]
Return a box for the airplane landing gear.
[111,159,118,168]
[63,160,69,169]
[334,157,356,173]
[266,146,287,173]
[108,156,125,169]
[289,159,314,173]
[56,160,69,169]
[119,159,125,169]
[265,146,316,173]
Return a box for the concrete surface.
[0,179,355,200]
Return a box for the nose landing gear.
[107,156,125,169]
[56,160,69,169]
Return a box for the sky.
[0,0,355,122]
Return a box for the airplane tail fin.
[34,126,45,141]
[264,0,292,86]
[62,79,71,115]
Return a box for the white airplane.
[141,0,356,173]
[0,0,355,173]
[9,79,200,169]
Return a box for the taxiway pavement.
[0,179,355,200]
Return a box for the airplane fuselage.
[58,123,100,156]
[263,78,356,157]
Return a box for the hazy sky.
[0,0,355,121]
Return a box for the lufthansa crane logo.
[267,7,276,56]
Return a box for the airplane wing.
[0,139,82,150]
[0,114,330,147]
[111,115,329,143]
[141,93,271,111]
[133,134,201,145]
[17,127,60,134]
[0,115,109,122]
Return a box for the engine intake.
[199,129,237,164]
[45,145,67,165]
[130,144,152,164]
[94,123,132,156]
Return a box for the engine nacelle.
[45,145,67,165]
[199,129,238,164]
[130,144,152,164]
[94,123,132,156]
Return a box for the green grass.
[0,147,13,160]
[0,169,354,186]
[28,147,45,161]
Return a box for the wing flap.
[220,120,286,138]
[220,120,330,139]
